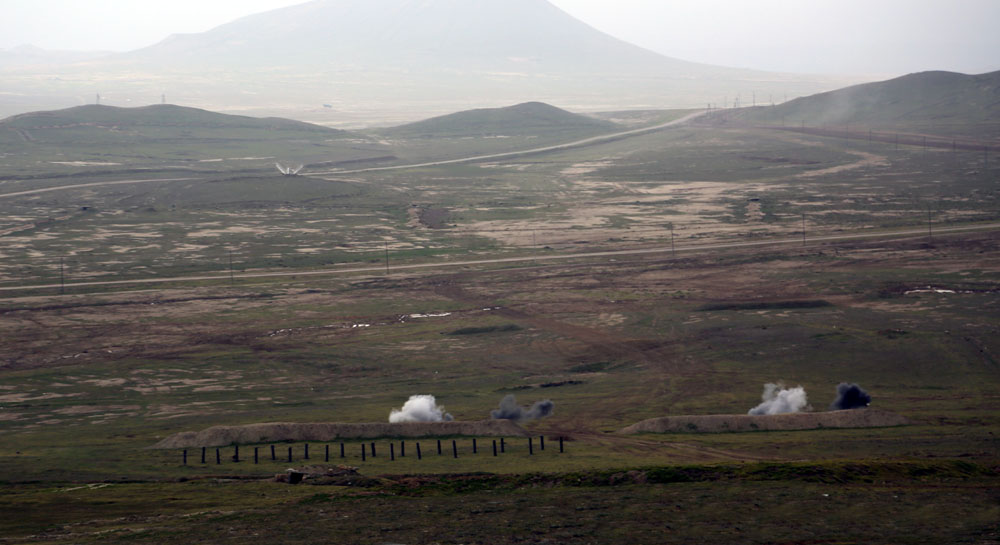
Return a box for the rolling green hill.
[381,101,619,138]
[740,70,1000,136]
[0,104,392,172]
[0,103,343,139]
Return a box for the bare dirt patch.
[794,150,889,178]
[52,404,140,416]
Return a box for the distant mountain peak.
[126,0,697,73]
[0,0,859,121]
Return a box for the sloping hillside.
[1,104,341,133]
[383,102,618,138]
[0,104,391,170]
[740,70,1000,135]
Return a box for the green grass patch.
[698,300,833,311]
[446,324,523,335]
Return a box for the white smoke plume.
[388,394,454,423]
[747,383,810,415]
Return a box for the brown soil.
[618,408,910,434]
[152,420,529,449]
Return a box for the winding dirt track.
[310,110,710,175]
[0,111,707,200]
[0,177,201,199]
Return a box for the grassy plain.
[1,109,999,543]
[2,112,997,287]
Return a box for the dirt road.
[0,111,707,200]
[0,177,202,199]
[311,110,710,175]
[2,222,996,293]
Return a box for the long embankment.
[619,409,910,434]
[152,420,530,449]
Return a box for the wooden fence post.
[559,436,564,453]
[401,441,406,457]
[183,450,187,465]
[437,439,442,455]
[234,445,239,463]
[304,444,309,460]
[287,446,292,463]
[271,445,276,461]
[325,444,329,462]
[529,437,533,455]
[501,438,505,453]
[340,443,345,458]
[201,446,206,464]
[540,436,545,451]
[216,448,221,464]
[254,447,259,464]
[452,440,458,458]
[362,443,366,461]
[416,443,422,460]
[390,443,395,461]
[473,438,477,454]
[492,439,497,457]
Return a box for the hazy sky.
[2,0,998,75]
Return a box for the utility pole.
[384,241,390,275]
[96,93,101,105]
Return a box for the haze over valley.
[1,0,875,124]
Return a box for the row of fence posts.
[181,436,564,465]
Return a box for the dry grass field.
[1,110,998,543]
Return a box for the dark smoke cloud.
[490,394,554,421]
[829,383,871,410]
